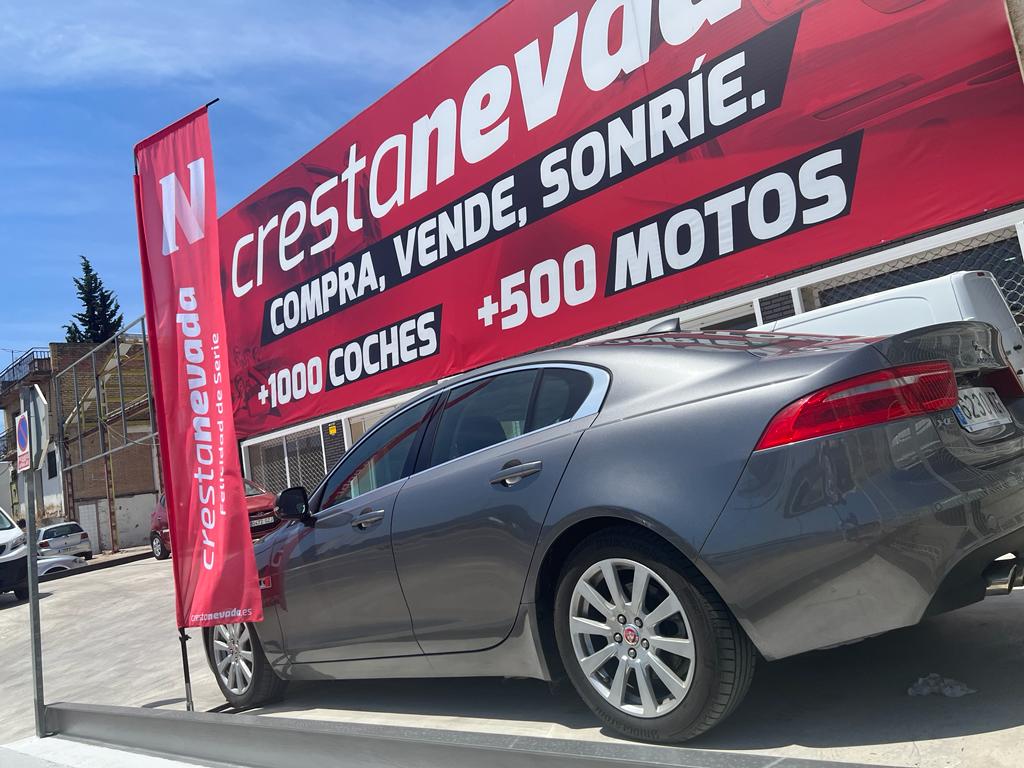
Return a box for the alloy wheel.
[151,537,163,558]
[569,558,695,718]
[212,623,254,695]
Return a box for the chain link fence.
[803,229,1024,327]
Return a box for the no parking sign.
[15,412,29,472]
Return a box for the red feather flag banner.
[134,106,263,629]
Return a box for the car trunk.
[871,321,1024,467]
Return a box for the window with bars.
[246,425,341,495]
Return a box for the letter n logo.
[159,158,206,256]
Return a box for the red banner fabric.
[219,0,1024,440]
[135,107,263,628]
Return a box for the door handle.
[351,509,385,529]
[490,460,543,487]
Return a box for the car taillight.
[39,540,50,549]
[755,361,957,451]
[80,532,89,541]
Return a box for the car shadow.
[0,592,52,610]
[689,598,1024,751]
[246,597,1024,750]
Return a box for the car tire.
[553,528,755,743]
[13,585,29,601]
[150,532,169,560]
[208,622,287,709]
[83,553,93,561]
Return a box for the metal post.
[178,629,195,712]
[21,388,48,738]
[141,319,164,495]
[93,351,119,552]
[52,371,75,522]
[114,336,128,444]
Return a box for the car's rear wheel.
[150,532,169,560]
[13,584,29,601]
[209,622,287,709]
[553,529,755,743]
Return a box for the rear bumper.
[0,555,27,592]
[701,415,1024,660]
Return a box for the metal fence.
[53,316,161,553]
[805,228,1024,325]
[0,348,50,397]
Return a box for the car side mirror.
[275,487,312,525]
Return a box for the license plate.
[250,516,276,528]
[953,387,1012,432]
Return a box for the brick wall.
[50,340,160,503]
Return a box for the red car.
[150,479,280,560]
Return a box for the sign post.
[20,386,47,737]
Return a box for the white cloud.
[0,0,492,89]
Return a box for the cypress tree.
[64,256,124,343]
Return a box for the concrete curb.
[44,702,897,768]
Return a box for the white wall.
[76,492,156,552]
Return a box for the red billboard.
[135,108,263,628]
[219,0,1024,439]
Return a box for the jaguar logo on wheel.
[623,626,640,646]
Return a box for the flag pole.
[179,629,195,711]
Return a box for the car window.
[66,523,83,534]
[41,525,71,539]
[430,370,537,467]
[321,398,434,508]
[243,480,263,497]
[529,369,594,431]
[0,508,12,531]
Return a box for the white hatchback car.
[37,521,92,559]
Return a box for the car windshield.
[0,506,14,531]
[243,480,264,497]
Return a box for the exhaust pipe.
[984,559,1019,596]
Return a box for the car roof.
[40,521,80,532]
[415,329,863,395]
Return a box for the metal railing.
[0,348,51,395]
[0,425,13,458]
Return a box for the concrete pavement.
[1,556,1022,766]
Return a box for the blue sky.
[0,0,502,366]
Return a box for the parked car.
[38,554,88,576]
[205,323,1024,743]
[0,506,28,601]
[754,270,1024,387]
[37,521,92,560]
[150,479,280,560]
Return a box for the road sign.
[26,384,49,469]
[16,412,30,472]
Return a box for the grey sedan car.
[206,322,1024,742]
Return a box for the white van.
[0,505,28,600]
[755,271,1024,380]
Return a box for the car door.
[274,397,436,664]
[392,366,605,654]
